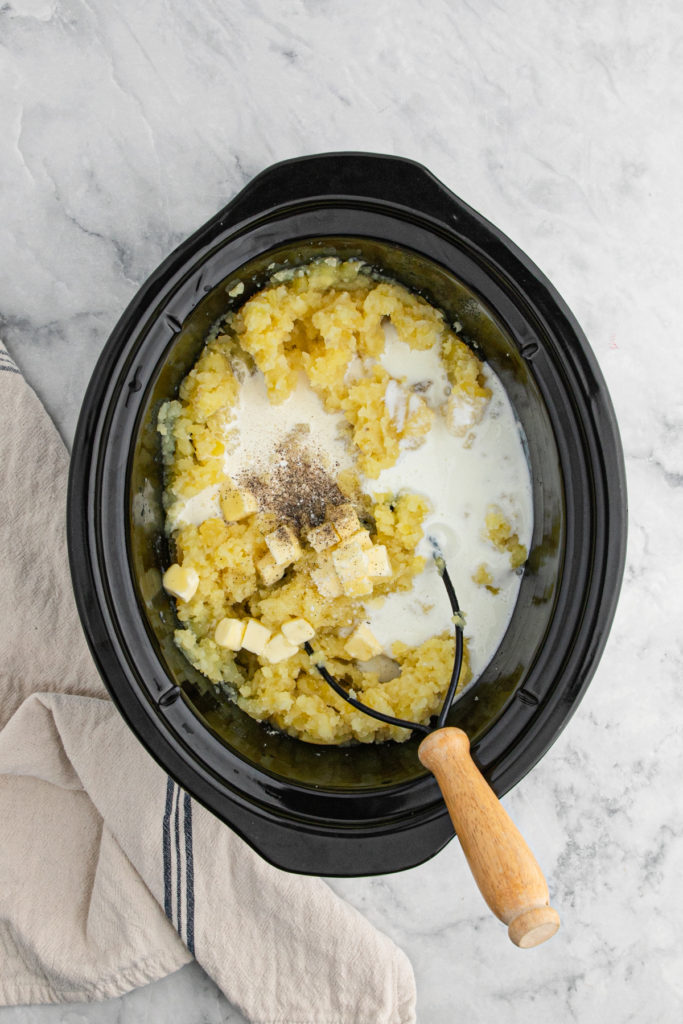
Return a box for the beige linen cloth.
[0,341,416,1023]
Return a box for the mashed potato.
[159,259,523,745]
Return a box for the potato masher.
[305,555,560,948]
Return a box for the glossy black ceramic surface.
[67,153,627,875]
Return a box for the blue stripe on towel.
[174,784,183,940]
[183,791,196,955]
[163,779,196,954]
[163,778,174,921]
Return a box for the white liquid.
[223,369,351,480]
[379,322,451,408]
[363,366,532,678]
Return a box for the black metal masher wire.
[304,556,464,735]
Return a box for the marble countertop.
[2,0,682,1021]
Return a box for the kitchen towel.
[0,340,417,1024]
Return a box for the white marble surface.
[1,0,682,1021]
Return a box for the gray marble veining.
[2,0,682,1021]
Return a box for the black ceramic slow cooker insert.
[67,153,627,876]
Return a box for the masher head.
[305,549,464,737]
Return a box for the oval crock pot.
[67,153,627,876]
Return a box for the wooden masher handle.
[418,727,560,947]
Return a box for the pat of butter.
[311,565,344,599]
[257,551,286,586]
[215,617,246,650]
[162,564,199,603]
[281,617,315,645]
[265,523,302,566]
[444,391,487,437]
[332,538,368,581]
[220,486,258,522]
[327,503,361,541]
[341,576,373,598]
[263,633,299,664]
[344,623,383,661]
[242,619,272,655]
[346,529,373,550]
[307,521,340,552]
[366,545,392,578]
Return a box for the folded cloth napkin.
[0,341,417,1024]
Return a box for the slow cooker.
[67,153,627,875]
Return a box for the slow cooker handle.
[419,727,560,947]
[221,152,474,230]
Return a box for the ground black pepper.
[237,429,348,529]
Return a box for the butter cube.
[366,545,392,578]
[332,538,369,583]
[311,565,344,599]
[241,619,272,655]
[341,575,374,598]
[347,529,372,550]
[214,617,246,650]
[444,392,488,438]
[257,551,286,586]
[307,521,340,552]
[263,633,300,664]
[315,549,336,572]
[281,617,315,645]
[344,623,383,661]
[265,523,302,566]
[162,564,199,603]
[220,485,258,522]
[327,503,361,541]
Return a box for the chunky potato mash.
[158,259,527,744]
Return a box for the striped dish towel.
[0,341,416,1024]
